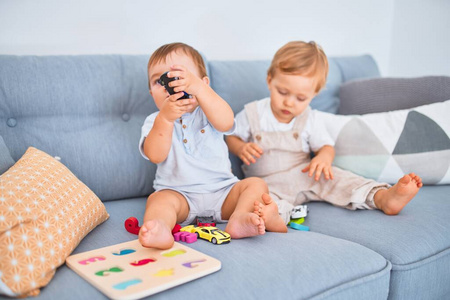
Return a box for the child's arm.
[143,92,195,164]
[167,65,234,132]
[301,145,335,181]
[226,135,263,166]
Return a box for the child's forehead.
[272,72,317,93]
[151,51,194,69]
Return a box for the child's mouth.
[281,110,291,115]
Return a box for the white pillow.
[318,100,450,185]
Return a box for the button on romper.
[242,102,389,223]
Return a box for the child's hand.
[301,156,334,181]
[159,92,196,123]
[238,142,263,165]
[166,65,205,96]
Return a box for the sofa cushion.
[304,185,450,300]
[29,197,391,299]
[0,147,109,297]
[0,136,14,175]
[0,55,156,201]
[321,100,450,185]
[339,76,450,115]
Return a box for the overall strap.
[293,106,311,131]
[244,101,261,134]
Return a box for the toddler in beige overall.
[226,41,423,224]
[242,101,388,223]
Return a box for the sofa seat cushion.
[30,197,391,300]
[305,185,450,300]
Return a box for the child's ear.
[266,75,272,85]
[149,89,153,97]
[202,76,210,85]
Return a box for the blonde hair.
[147,42,207,89]
[268,41,329,93]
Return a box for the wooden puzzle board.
[66,239,221,300]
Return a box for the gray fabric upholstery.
[0,136,14,174]
[305,185,450,300]
[27,197,390,300]
[339,76,450,115]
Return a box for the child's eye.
[297,97,307,102]
[277,89,288,95]
[154,79,162,86]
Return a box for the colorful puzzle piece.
[173,231,197,243]
[124,217,141,235]
[113,279,142,290]
[182,259,206,268]
[162,249,186,257]
[95,267,123,276]
[112,249,136,256]
[130,258,156,266]
[78,256,106,265]
[153,268,174,277]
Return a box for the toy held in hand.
[159,71,192,100]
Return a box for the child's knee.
[242,177,268,190]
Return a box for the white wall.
[390,0,450,77]
[0,0,448,77]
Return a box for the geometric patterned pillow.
[320,100,450,185]
[0,147,109,297]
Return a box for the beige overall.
[242,102,389,224]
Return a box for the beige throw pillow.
[0,147,109,297]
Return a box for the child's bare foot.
[139,219,174,250]
[259,193,288,233]
[374,173,423,215]
[225,212,265,239]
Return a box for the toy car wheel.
[196,232,200,239]
[211,237,217,244]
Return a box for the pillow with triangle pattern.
[319,100,450,185]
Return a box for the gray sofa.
[0,54,449,300]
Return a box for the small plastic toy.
[197,216,216,227]
[289,205,310,231]
[173,231,197,243]
[289,222,310,231]
[158,71,191,100]
[181,225,231,245]
[124,217,182,236]
[291,205,308,219]
[124,217,140,235]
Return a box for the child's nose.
[284,97,294,107]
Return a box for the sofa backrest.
[0,54,379,201]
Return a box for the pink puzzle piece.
[173,232,197,243]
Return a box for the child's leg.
[221,178,287,238]
[139,190,189,249]
[373,173,423,215]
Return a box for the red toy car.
[197,216,216,227]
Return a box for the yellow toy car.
[180,225,231,245]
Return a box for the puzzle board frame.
[66,239,221,300]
